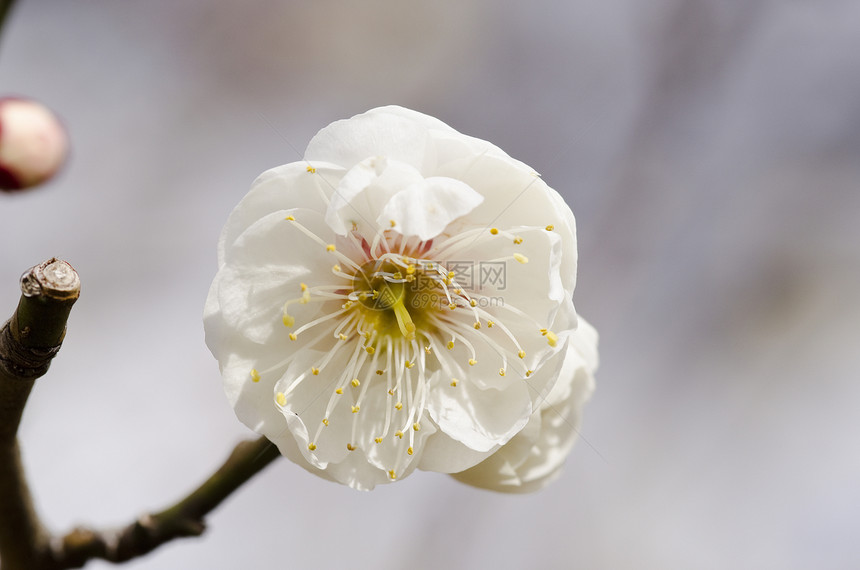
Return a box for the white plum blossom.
[204,106,598,490]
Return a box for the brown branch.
[0,260,282,568]
[46,436,281,569]
[0,259,81,570]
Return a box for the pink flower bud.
[0,98,68,192]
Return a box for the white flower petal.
[206,209,337,346]
[417,429,496,473]
[216,162,344,265]
[305,107,437,173]
[427,369,531,452]
[380,177,484,241]
[352,379,438,475]
[325,156,424,235]
[220,349,289,437]
[323,448,390,491]
[370,105,459,134]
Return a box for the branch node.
[58,527,108,567]
[0,324,62,378]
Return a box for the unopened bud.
[0,98,68,192]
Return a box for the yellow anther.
[375,437,383,444]
[289,333,297,341]
[395,430,404,439]
[513,236,523,244]
[513,253,529,264]
[333,264,342,273]
[468,358,477,366]
[306,166,316,173]
[335,388,343,395]
[392,271,403,280]
[351,405,360,414]
[424,345,431,354]
[308,442,317,451]
[250,369,260,383]
[470,299,477,307]
[390,219,396,228]
[499,368,506,377]
[407,447,414,456]
[322,418,329,426]
[347,443,356,451]
[388,470,396,480]
[285,214,296,221]
[338,333,347,341]
[448,303,457,310]
[487,320,495,328]
[376,369,384,375]
[546,331,559,347]
[525,370,534,377]
[275,392,286,406]
[540,328,548,335]
[546,225,554,231]
[395,402,403,410]
[426,262,434,269]
[404,361,414,369]
[300,282,308,291]
[450,378,458,387]
[351,378,360,387]
[447,341,455,350]
[311,367,320,376]
[473,322,481,330]
[518,350,526,359]
[283,314,295,327]
[490,228,499,235]
[388,389,395,396]
[326,244,336,252]
[406,264,415,274]
[413,423,420,431]
[365,346,375,354]
[447,271,455,280]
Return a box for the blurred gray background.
[2,1,859,568]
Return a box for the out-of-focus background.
[2,1,859,568]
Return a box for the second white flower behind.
[204,106,597,490]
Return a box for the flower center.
[351,259,418,341]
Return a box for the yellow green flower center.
[352,259,445,343]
